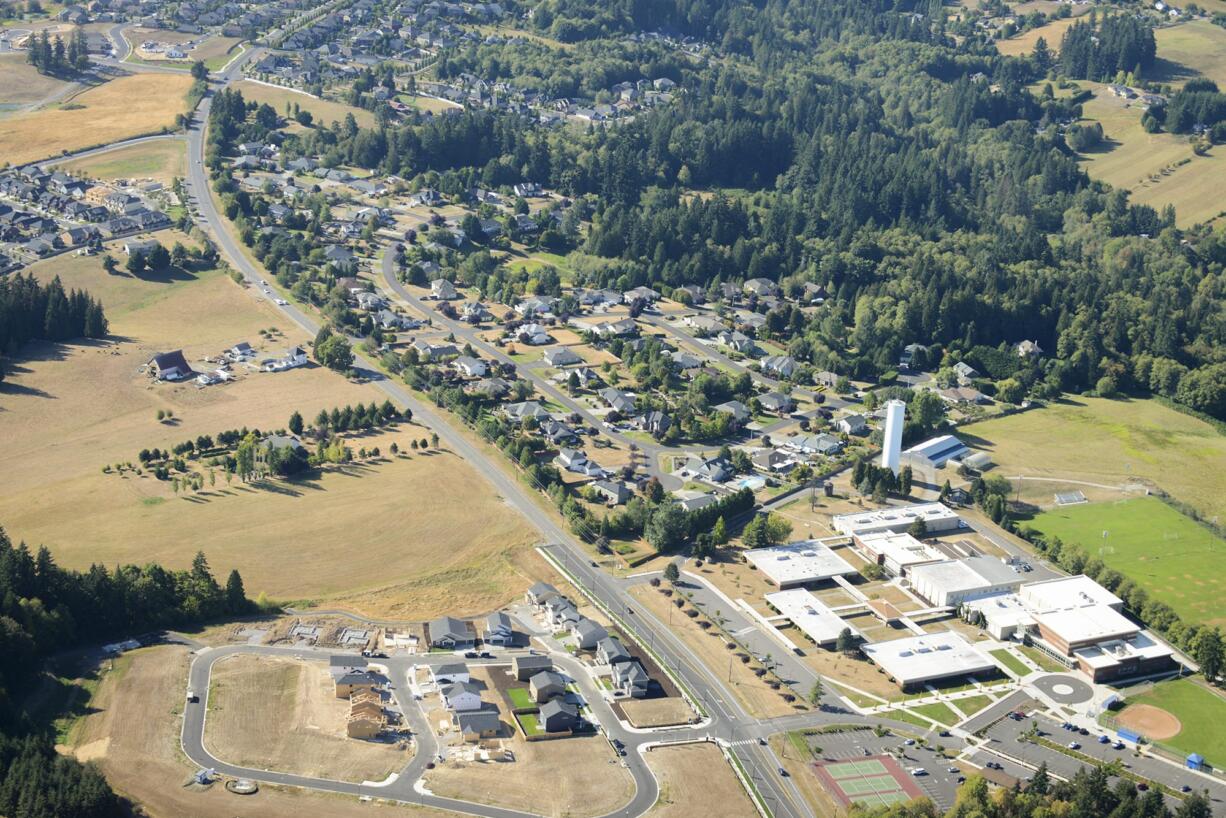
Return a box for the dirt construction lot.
[205,653,405,781]
[0,73,193,164]
[645,743,755,818]
[0,238,543,617]
[425,728,633,818]
[61,645,455,818]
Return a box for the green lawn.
[1029,497,1226,627]
[1125,678,1226,767]
[516,712,545,736]
[990,648,1032,678]
[1019,645,1070,674]
[506,687,535,710]
[954,694,994,718]
[908,701,959,726]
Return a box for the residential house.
[588,318,638,339]
[264,346,308,372]
[544,346,582,367]
[683,455,732,483]
[226,341,255,361]
[611,660,649,698]
[785,433,842,456]
[938,386,991,406]
[836,414,867,435]
[684,314,725,335]
[513,654,552,681]
[758,391,795,415]
[761,355,797,379]
[455,709,502,741]
[483,612,514,647]
[752,447,793,474]
[441,681,483,711]
[636,409,671,438]
[502,400,551,421]
[598,387,637,415]
[743,277,778,298]
[525,583,559,606]
[147,350,192,381]
[591,479,631,506]
[431,278,459,300]
[432,663,470,685]
[123,238,160,256]
[713,400,750,424]
[953,362,978,384]
[572,617,607,650]
[429,616,474,649]
[538,419,579,446]
[515,323,552,345]
[623,285,660,303]
[555,448,608,478]
[1015,340,1043,358]
[529,670,566,703]
[539,699,579,733]
[410,339,458,361]
[715,330,757,355]
[334,671,378,698]
[453,356,488,378]
[596,636,631,666]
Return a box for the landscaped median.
[990,648,1032,677]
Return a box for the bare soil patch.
[645,743,754,818]
[205,653,406,781]
[620,697,696,728]
[1118,703,1182,741]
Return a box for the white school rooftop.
[861,631,996,687]
[832,503,963,538]
[744,540,858,588]
[765,589,860,646]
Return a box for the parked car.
[1068,742,1081,750]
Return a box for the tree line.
[24,27,88,75]
[0,274,108,356]
[0,530,252,818]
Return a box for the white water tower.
[881,399,906,475]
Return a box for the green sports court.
[812,755,927,809]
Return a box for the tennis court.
[812,755,927,809]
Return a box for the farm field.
[1122,678,1226,768]
[995,16,1081,57]
[1028,497,1226,627]
[59,645,454,818]
[425,729,633,818]
[205,654,404,781]
[0,72,192,164]
[644,743,755,818]
[1073,84,1226,227]
[233,80,376,128]
[0,235,541,617]
[1154,20,1226,88]
[0,51,73,110]
[56,137,187,185]
[959,396,1226,522]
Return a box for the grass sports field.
[0,73,192,164]
[960,396,1226,522]
[0,233,541,618]
[233,80,375,128]
[1074,83,1226,227]
[1028,497,1226,627]
[1123,679,1226,768]
[56,138,186,185]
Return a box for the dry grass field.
[996,16,1081,57]
[0,235,542,616]
[56,138,186,185]
[0,73,192,164]
[61,645,454,818]
[959,396,1226,521]
[620,697,696,728]
[425,729,633,818]
[205,654,405,781]
[233,80,376,128]
[1155,20,1226,88]
[1074,83,1226,226]
[645,743,755,818]
[0,51,73,110]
